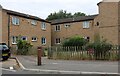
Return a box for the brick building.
[51,0,120,46]
[0,6,51,48]
[1,0,120,48]
[51,15,98,46]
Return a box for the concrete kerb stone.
[10,57,26,70]
[12,57,120,75]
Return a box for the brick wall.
[51,20,94,46]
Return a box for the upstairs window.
[41,37,46,45]
[64,24,70,28]
[32,37,37,42]
[41,22,46,30]
[83,21,89,28]
[55,25,60,31]
[12,17,20,25]
[55,38,61,44]
[31,20,37,25]
[12,36,18,44]
[21,36,27,41]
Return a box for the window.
[83,36,90,42]
[41,22,46,30]
[21,36,27,41]
[41,37,46,45]
[83,21,89,28]
[32,37,37,42]
[12,17,20,25]
[96,22,99,26]
[12,36,18,44]
[64,24,70,28]
[31,20,37,25]
[55,38,61,44]
[55,25,60,31]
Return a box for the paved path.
[2,59,17,69]
[16,56,119,74]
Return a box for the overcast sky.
[0,0,102,19]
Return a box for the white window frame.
[41,37,46,45]
[12,36,18,44]
[55,25,60,31]
[55,38,61,44]
[31,20,37,25]
[12,17,20,25]
[21,36,27,41]
[32,37,37,42]
[41,22,46,30]
[83,21,89,28]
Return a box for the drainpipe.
[8,15,10,48]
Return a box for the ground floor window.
[21,36,27,41]
[83,36,90,42]
[12,36,18,44]
[32,37,37,42]
[55,38,61,44]
[41,37,46,45]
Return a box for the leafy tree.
[46,10,86,20]
[73,12,86,17]
[62,36,88,47]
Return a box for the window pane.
[31,20,37,25]
[12,36,18,44]
[41,37,46,44]
[32,37,37,41]
[12,17,19,25]
[41,22,46,29]
[21,36,27,41]
[55,25,60,31]
[83,21,89,28]
[56,38,60,44]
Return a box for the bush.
[62,36,88,47]
[86,39,112,60]
[17,40,33,55]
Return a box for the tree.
[73,12,86,17]
[46,10,86,20]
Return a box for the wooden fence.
[47,46,120,60]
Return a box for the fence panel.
[48,46,119,60]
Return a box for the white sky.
[0,0,102,19]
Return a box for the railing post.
[38,46,42,66]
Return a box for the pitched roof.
[3,9,50,23]
[51,14,98,25]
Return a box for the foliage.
[62,36,88,47]
[17,40,33,55]
[46,10,86,20]
[86,39,112,60]
[74,12,86,17]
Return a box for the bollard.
[37,46,42,66]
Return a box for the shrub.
[86,39,112,60]
[62,36,88,47]
[17,40,33,55]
